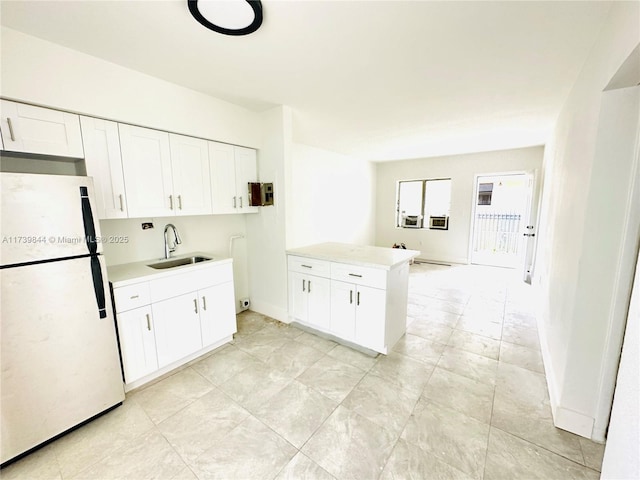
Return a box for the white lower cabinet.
[116,306,158,383]
[353,285,386,351]
[329,282,386,351]
[152,293,203,368]
[287,252,410,354]
[111,260,236,390]
[329,280,357,341]
[200,282,237,346]
[289,271,330,331]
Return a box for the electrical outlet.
[240,298,250,310]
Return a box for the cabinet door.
[81,117,128,219]
[169,134,212,216]
[116,306,158,384]
[199,282,237,347]
[119,124,174,218]
[307,275,331,331]
[330,280,356,341]
[0,100,84,158]
[234,146,259,213]
[152,293,203,368]
[209,141,237,214]
[289,271,309,323]
[355,286,387,351]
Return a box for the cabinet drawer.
[113,282,151,312]
[330,262,387,289]
[288,256,330,277]
[149,262,233,302]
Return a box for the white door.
[0,172,103,265]
[152,293,203,367]
[119,124,174,218]
[330,280,356,341]
[234,146,259,213]
[169,134,212,216]
[0,256,124,463]
[470,173,531,268]
[307,275,331,331]
[199,282,237,346]
[116,306,158,383]
[0,100,84,158]
[209,141,237,214]
[81,116,128,219]
[521,173,537,282]
[355,285,386,351]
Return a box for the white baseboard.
[554,406,595,438]
[414,256,468,266]
[537,312,596,439]
[537,317,561,414]
[249,299,288,323]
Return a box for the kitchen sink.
[148,256,212,270]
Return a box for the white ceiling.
[0,0,613,161]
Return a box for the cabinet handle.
[239,196,243,208]
[301,265,313,269]
[233,196,237,208]
[202,296,207,311]
[350,290,353,304]
[169,195,174,210]
[130,294,139,299]
[146,313,151,331]
[308,280,312,293]
[178,195,183,210]
[119,194,124,212]
[302,279,306,292]
[357,291,360,306]
[349,273,363,278]
[194,298,198,314]
[6,118,15,141]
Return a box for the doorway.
[470,173,533,269]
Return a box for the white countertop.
[107,251,232,287]
[286,242,419,269]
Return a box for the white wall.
[0,27,261,148]
[289,144,376,248]
[244,125,378,322]
[245,106,293,322]
[0,27,264,308]
[375,147,543,263]
[100,216,249,306]
[533,2,640,440]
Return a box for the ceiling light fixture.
[188,0,263,36]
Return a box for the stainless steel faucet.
[163,224,182,259]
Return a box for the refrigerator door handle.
[80,186,98,255]
[90,256,107,319]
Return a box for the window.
[477,182,493,205]
[397,178,451,228]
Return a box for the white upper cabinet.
[234,146,259,213]
[0,100,84,158]
[119,124,174,218]
[209,141,259,214]
[81,116,128,219]
[0,99,259,219]
[209,141,237,214]
[169,134,212,216]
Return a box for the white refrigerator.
[0,172,125,465]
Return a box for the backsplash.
[100,215,250,306]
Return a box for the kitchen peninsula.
[287,242,419,354]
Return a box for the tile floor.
[2,263,606,479]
